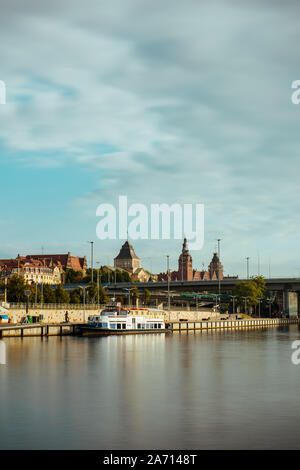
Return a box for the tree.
[233,276,266,312]
[131,286,140,305]
[87,282,97,303]
[99,286,109,304]
[70,288,82,304]
[55,284,70,304]
[143,289,151,306]
[7,275,27,302]
[43,284,56,303]
[65,269,83,284]
[251,276,266,298]
[28,284,42,303]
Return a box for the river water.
[1,325,300,450]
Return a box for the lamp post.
[216,238,222,297]
[242,296,248,315]
[96,262,101,307]
[166,255,170,310]
[40,281,44,305]
[79,286,87,322]
[88,241,94,283]
[25,289,30,318]
[246,257,250,279]
[257,298,262,318]
[4,278,7,305]
[230,295,237,316]
[267,298,272,318]
[124,288,134,307]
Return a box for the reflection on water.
[1,326,300,449]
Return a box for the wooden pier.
[0,323,82,338]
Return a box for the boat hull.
[79,326,170,336]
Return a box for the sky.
[0,0,300,278]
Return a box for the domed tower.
[178,238,193,281]
[114,240,141,273]
[209,252,223,280]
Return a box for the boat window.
[158,324,161,328]
[154,324,157,328]
[102,323,108,328]
[122,324,126,329]
[137,324,141,329]
[117,323,122,329]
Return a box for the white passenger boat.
[79,303,168,336]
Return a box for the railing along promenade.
[8,303,105,310]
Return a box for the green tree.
[43,284,56,303]
[70,288,82,304]
[7,275,27,302]
[233,276,266,313]
[55,284,70,304]
[65,269,83,284]
[131,286,140,305]
[87,282,97,303]
[251,276,266,298]
[143,289,151,306]
[99,286,109,304]
[29,284,42,303]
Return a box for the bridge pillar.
[283,291,298,317]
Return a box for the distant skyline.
[0,1,300,278]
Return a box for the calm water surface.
[1,325,300,449]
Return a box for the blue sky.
[0,0,300,277]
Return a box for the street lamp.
[96,262,101,307]
[124,287,134,307]
[166,255,170,310]
[242,296,248,315]
[25,289,31,318]
[246,257,250,279]
[4,278,7,305]
[216,238,222,297]
[79,285,88,322]
[230,295,237,316]
[257,298,262,318]
[87,241,94,283]
[267,298,272,318]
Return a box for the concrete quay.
[167,317,298,331]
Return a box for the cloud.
[0,0,300,275]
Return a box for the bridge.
[64,277,300,293]
[63,277,300,316]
